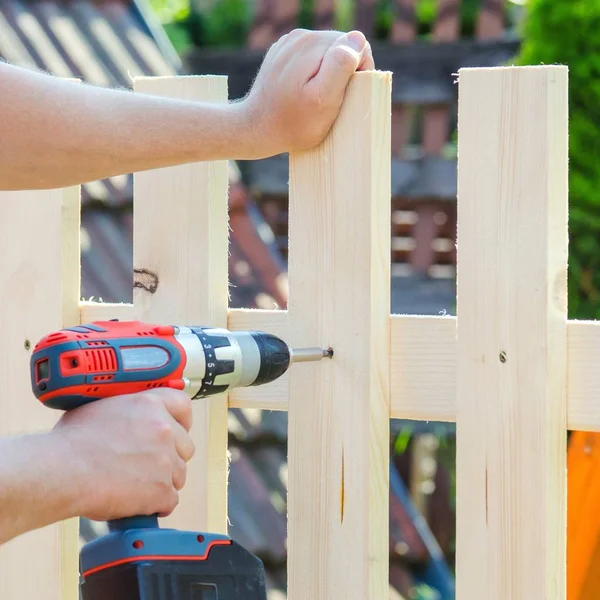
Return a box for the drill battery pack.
[79,527,267,600]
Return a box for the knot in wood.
[134,268,159,294]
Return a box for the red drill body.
[30,320,320,411]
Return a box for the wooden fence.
[0,63,587,599]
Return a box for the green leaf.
[517,0,600,320]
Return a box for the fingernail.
[345,30,366,53]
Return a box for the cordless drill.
[30,319,332,600]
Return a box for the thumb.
[306,31,367,103]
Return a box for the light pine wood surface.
[286,71,392,600]
[131,75,230,535]
[0,185,80,600]
[454,65,569,600]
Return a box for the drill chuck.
[172,327,292,398]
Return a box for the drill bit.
[289,346,334,363]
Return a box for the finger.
[276,30,345,80]
[152,389,193,431]
[171,417,196,462]
[304,30,367,103]
[358,40,375,71]
[261,28,311,67]
[158,488,179,518]
[261,32,290,63]
[172,454,187,491]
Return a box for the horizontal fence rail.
[77,306,600,432]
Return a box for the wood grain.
[132,75,230,535]
[566,320,600,431]
[0,185,80,600]
[389,314,456,421]
[286,71,392,600]
[79,301,136,323]
[454,65,569,599]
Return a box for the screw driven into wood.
[290,346,334,362]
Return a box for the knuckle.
[165,490,179,513]
[155,481,173,505]
[180,441,195,463]
[331,46,358,70]
[289,29,314,46]
[175,391,193,414]
[153,419,173,442]
[289,27,310,38]
[139,390,163,410]
[165,390,192,420]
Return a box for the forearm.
[0,62,252,190]
[0,431,84,544]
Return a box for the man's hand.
[237,29,374,158]
[0,389,195,545]
[52,389,195,521]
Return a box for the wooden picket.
[1,64,589,599]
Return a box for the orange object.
[568,431,600,599]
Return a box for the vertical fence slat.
[287,70,392,600]
[0,185,80,600]
[455,65,569,599]
[132,76,230,535]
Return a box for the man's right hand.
[236,29,375,160]
[50,388,195,522]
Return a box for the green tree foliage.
[375,0,484,38]
[151,0,496,53]
[148,0,190,23]
[185,0,251,48]
[517,0,600,319]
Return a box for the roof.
[0,2,456,597]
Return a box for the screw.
[499,351,507,363]
[24,340,31,351]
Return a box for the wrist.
[225,100,259,160]
[226,98,282,161]
[0,431,89,544]
[42,429,91,520]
